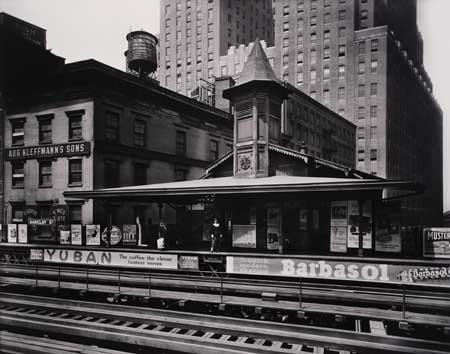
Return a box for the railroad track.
[2,263,450,313]
[0,292,449,354]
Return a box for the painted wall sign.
[43,249,178,269]
[226,256,450,288]
[232,225,256,248]
[423,228,450,259]
[5,142,91,161]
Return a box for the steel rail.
[0,293,449,354]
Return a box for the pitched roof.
[234,39,280,87]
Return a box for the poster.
[122,225,138,246]
[267,226,280,250]
[423,228,450,258]
[375,202,401,253]
[232,225,256,248]
[347,200,372,249]
[18,224,28,243]
[178,255,199,270]
[86,225,101,246]
[330,201,348,226]
[7,224,17,243]
[299,208,308,231]
[101,225,122,246]
[71,224,83,245]
[60,229,71,245]
[330,226,347,252]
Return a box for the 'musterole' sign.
[423,228,450,259]
[6,142,90,160]
[42,249,177,269]
[226,256,450,288]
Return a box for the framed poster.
[86,225,101,246]
[423,228,450,258]
[122,224,138,246]
[7,224,17,243]
[330,226,347,252]
[375,202,401,253]
[71,224,82,245]
[330,201,348,226]
[101,225,122,246]
[267,226,280,250]
[232,225,256,248]
[60,229,71,245]
[17,224,28,243]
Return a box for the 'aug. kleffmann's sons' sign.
[6,142,91,160]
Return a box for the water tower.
[124,30,158,79]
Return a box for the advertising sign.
[347,200,372,249]
[226,256,450,288]
[7,224,17,243]
[17,224,28,243]
[5,141,91,161]
[101,225,122,246]
[43,249,178,269]
[122,225,138,246]
[71,224,83,245]
[375,202,401,253]
[232,225,256,248]
[330,226,347,253]
[423,228,450,259]
[86,225,101,246]
[60,229,71,245]
[30,249,44,261]
[178,255,199,270]
[330,201,348,226]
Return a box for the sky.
[1,0,449,211]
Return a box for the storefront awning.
[64,176,422,200]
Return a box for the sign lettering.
[6,142,91,161]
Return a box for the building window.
[68,159,82,185]
[338,64,345,78]
[283,37,289,48]
[338,87,345,100]
[283,22,289,32]
[358,61,365,74]
[68,204,82,224]
[371,39,378,52]
[133,120,146,147]
[338,44,346,57]
[37,203,52,219]
[104,160,120,188]
[338,10,346,20]
[176,130,187,156]
[323,89,330,105]
[358,106,365,119]
[323,66,330,80]
[358,41,366,54]
[310,32,317,42]
[360,10,368,19]
[370,149,377,161]
[209,140,219,162]
[370,126,377,139]
[11,204,24,223]
[38,116,53,144]
[283,54,289,65]
[310,49,317,64]
[39,160,52,187]
[221,65,227,76]
[324,13,331,24]
[370,82,378,95]
[323,46,330,59]
[371,59,378,73]
[324,29,330,40]
[283,5,290,16]
[297,71,303,84]
[105,111,120,142]
[175,168,187,182]
[310,69,316,83]
[134,163,147,185]
[297,52,304,63]
[12,162,24,188]
[11,119,25,146]
[358,149,365,161]
[370,105,377,118]
[358,127,365,139]
[358,84,365,97]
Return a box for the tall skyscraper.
[158,0,274,96]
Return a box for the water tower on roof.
[124,30,158,79]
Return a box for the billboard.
[423,228,450,259]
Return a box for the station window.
[68,204,82,224]
[39,160,52,187]
[209,140,219,162]
[68,158,82,186]
[105,111,120,142]
[12,162,24,188]
[176,130,187,156]
[38,115,53,144]
[134,163,147,185]
[11,119,25,146]
[104,160,120,188]
[133,120,146,147]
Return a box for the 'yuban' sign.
[43,249,178,269]
[6,142,91,160]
